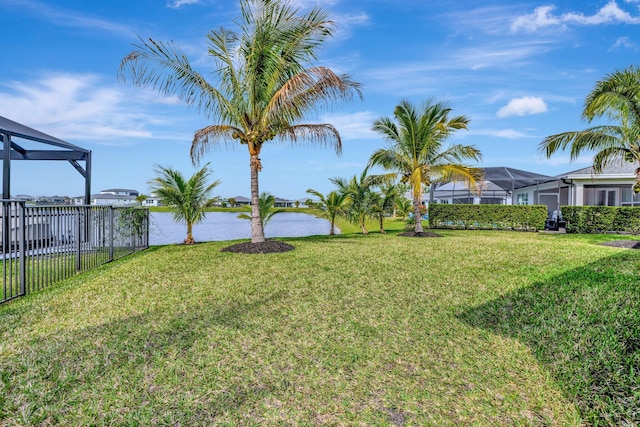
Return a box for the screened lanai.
[431,166,555,205]
[0,116,91,204]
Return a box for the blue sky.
[1,0,639,199]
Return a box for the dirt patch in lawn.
[221,240,295,254]
[599,240,640,249]
[398,231,443,238]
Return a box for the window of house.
[517,193,529,205]
[622,187,640,206]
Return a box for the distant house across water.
[73,188,140,206]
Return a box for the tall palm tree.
[306,188,350,235]
[119,0,361,244]
[331,168,378,234]
[539,66,640,193]
[237,192,285,232]
[149,164,221,245]
[369,99,482,234]
[369,183,398,234]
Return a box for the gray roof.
[91,194,137,200]
[101,189,138,194]
[481,167,555,190]
[0,116,89,153]
[0,116,92,203]
[434,167,555,193]
[562,161,638,177]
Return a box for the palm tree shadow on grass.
[0,292,285,425]
[459,250,640,425]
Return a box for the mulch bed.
[221,240,295,254]
[599,240,640,249]
[398,231,443,238]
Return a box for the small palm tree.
[149,164,220,244]
[238,192,285,233]
[331,168,378,234]
[369,184,398,234]
[539,66,640,192]
[369,99,482,234]
[135,194,148,206]
[395,197,413,220]
[306,188,350,235]
[228,197,237,208]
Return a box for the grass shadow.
[0,291,285,425]
[459,250,640,425]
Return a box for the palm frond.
[278,124,342,154]
[191,125,244,163]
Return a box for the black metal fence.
[1,201,149,304]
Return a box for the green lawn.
[1,223,639,425]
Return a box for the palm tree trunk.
[329,217,335,235]
[379,215,386,234]
[185,221,195,245]
[250,153,266,243]
[413,192,424,233]
[360,217,368,234]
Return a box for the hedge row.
[562,206,640,234]
[428,204,548,231]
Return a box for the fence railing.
[1,201,149,304]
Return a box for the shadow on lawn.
[0,291,286,425]
[459,250,640,426]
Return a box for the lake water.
[149,211,337,245]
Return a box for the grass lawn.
[1,221,639,425]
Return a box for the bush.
[563,206,640,234]
[429,204,548,231]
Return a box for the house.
[431,167,554,206]
[72,188,141,206]
[141,197,162,207]
[227,196,250,206]
[273,197,295,207]
[430,163,639,214]
[514,161,640,212]
[100,188,139,197]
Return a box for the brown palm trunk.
[379,215,386,234]
[329,218,335,235]
[413,191,424,233]
[185,222,195,245]
[250,153,266,243]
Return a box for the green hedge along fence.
[562,206,640,234]
[429,204,548,231]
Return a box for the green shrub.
[429,204,548,231]
[563,206,640,234]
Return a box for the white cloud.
[318,111,377,140]
[610,36,638,50]
[511,5,561,33]
[167,0,201,9]
[511,1,640,33]
[1,0,136,38]
[497,97,548,118]
[471,128,533,139]
[0,73,193,145]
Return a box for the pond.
[149,211,337,245]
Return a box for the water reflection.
[149,211,337,245]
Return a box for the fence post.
[18,202,26,296]
[76,207,82,271]
[109,207,114,262]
